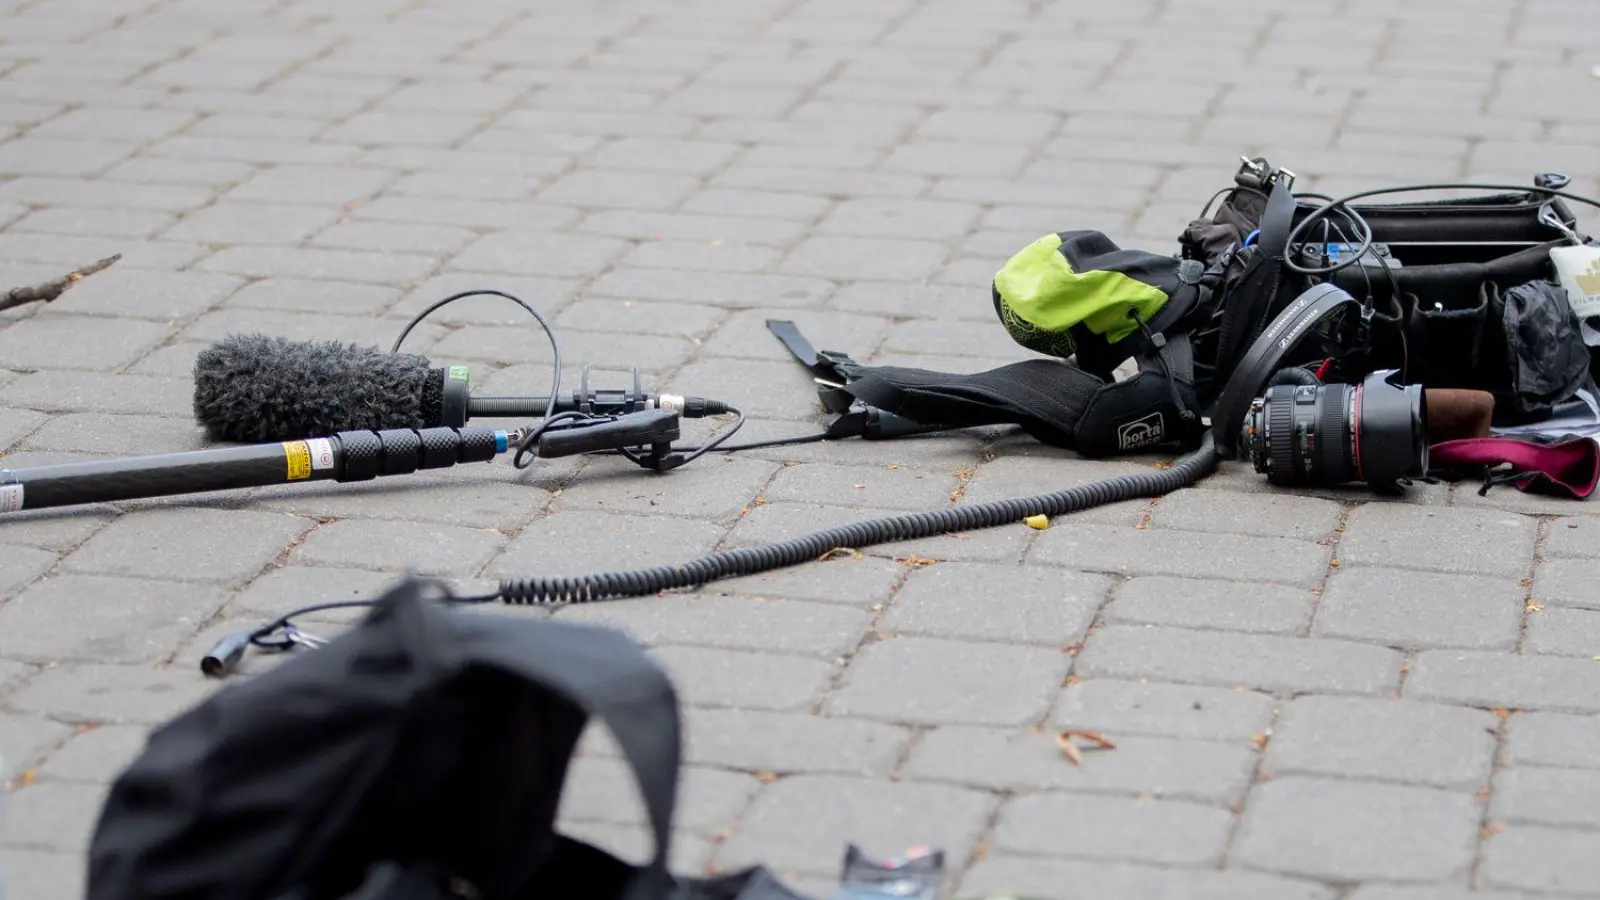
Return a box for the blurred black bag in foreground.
[84,576,808,900]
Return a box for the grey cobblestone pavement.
[2,0,1599,897]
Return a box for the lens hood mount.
[1353,368,1429,488]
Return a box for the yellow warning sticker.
[284,441,312,480]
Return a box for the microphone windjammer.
[193,333,436,443]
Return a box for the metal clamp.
[1539,202,1585,245]
[1235,155,1295,192]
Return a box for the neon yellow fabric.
[994,234,1169,344]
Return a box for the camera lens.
[1240,369,1428,489]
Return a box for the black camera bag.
[1184,160,1594,426]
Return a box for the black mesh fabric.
[419,370,445,426]
[192,334,433,442]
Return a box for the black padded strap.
[839,359,1106,448]
[1257,174,1296,256]
[1165,330,1195,380]
[765,318,1117,450]
[602,690,679,900]
[1154,330,1196,403]
[764,318,816,366]
[1212,176,1298,384]
[766,318,856,382]
[1248,174,1300,335]
[462,590,682,899]
[1145,258,1208,336]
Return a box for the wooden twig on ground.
[0,254,122,313]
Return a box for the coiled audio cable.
[491,281,1383,608]
[217,177,1509,675]
[494,431,1220,605]
[207,432,1220,675]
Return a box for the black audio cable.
[204,431,1221,675]
[200,280,1388,675]
[1284,180,1600,277]
[383,288,774,469]
[214,266,1363,676]
[385,288,923,461]
[492,430,1220,604]
[398,288,569,469]
[193,286,990,465]
[200,180,1600,676]
[208,278,1361,672]
[0,287,876,519]
[191,333,735,442]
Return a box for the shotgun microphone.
[192,334,726,443]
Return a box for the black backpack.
[84,576,813,900]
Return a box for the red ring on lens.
[1351,386,1363,481]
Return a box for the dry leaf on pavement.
[1056,729,1116,765]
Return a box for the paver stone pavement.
[2,0,1599,897]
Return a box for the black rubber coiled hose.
[498,432,1222,605]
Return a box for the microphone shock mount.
[389,289,746,472]
[437,361,729,426]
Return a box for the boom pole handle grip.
[0,426,511,513]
